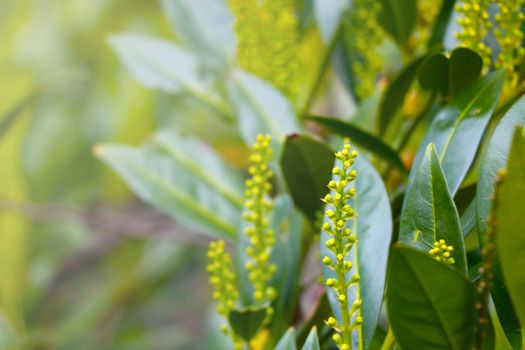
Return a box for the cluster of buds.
[228,0,300,99]
[416,0,443,46]
[345,0,384,100]
[321,142,361,349]
[428,239,456,266]
[243,134,277,303]
[494,0,525,88]
[455,0,493,68]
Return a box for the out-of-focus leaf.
[228,307,267,342]
[280,134,335,221]
[406,70,505,198]
[308,116,406,172]
[400,144,467,274]
[427,0,456,49]
[313,0,349,43]
[321,154,392,349]
[300,327,320,350]
[0,91,39,141]
[418,53,449,93]
[378,0,417,48]
[387,246,477,350]
[379,56,425,136]
[275,328,297,350]
[160,0,235,69]
[498,128,525,328]
[227,70,300,146]
[0,314,15,349]
[460,198,476,237]
[96,131,243,240]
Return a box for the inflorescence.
[243,134,277,304]
[428,239,456,266]
[321,142,361,350]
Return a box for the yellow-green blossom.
[345,0,384,100]
[243,134,277,304]
[228,0,300,99]
[494,0,525,88]
[322,142,361,349]
[455,0,493,68]
[428,239,456,266]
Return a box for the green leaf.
[0,91,40,141]
[400,144,467,274]
[275,328,297,350]
[321,154,392,348]
[407,70,505,197]
[301,327,320,350]
[280,134,335,221]
[227,70,300,145]
[313,0,348,43]
[427,0,456,49]
[378,0,417,48]
[96,131,243,240]
[228,306,267,342]
[308,116,406,172]
[498,128,525,328]
[387,246,477,350]
[379,56,426,136]
[160,0,235,69]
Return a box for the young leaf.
[280,134,335,221]
[275,328,297,350]
[377,0,417,48]
[96,131,243,240]
[227,70,300,146]
[228,307,267,342]
[406,70,505,197]
[301,327,320,350]
[400,144,467,274]
[307,116,406,172]
[321,155,392,348]
[387,246,477,350]
[497,128,525,328]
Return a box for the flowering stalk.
[455,0,493,69]
[322,143,361,350]
[494,0,525,88]
[243,135,277,307]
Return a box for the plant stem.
[379,328,395,350]
[336,269,353,346]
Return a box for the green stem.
[379,328,395,350]
[336,269,353,347]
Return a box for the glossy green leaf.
[160,0,235,69]
[280,134,335,221]
[400,144,467,274]
[275,328,297,350]
[427,0,456,49]
[96,131,243,240]
[228,307,267,342]
[498,128,525,328]
[301,327,320,350]
[407,70,505,197]
[460,198,476,237]
[378,0,417,48]
[227,70,300,145]
[321,154,392,348]
[308,116,406,172]
[379,56,426,136]
[387,246,477,350]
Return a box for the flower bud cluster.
[228,0,300,99]
[494,0,525,87]
[322,143,361,349]
[428,239,456,266]
[455,0,493,68]
[207,241,239,316]
[243,134,277,303]
[345,0,384,100]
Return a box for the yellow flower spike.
[455,0,493,69]
[321,141,362,349]
[228,0,301,99]
[428,239,456,267]
[243,134,277,306]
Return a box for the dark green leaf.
[387,246,477,350]
[308,116,406,172]
[280,134,335,221]
[321,155,392,349]
[400,144,467,274]
[379,56,426,136]
[427,0,456,49]
[378,0,417,48]
[275,328,297,350]
[301,327,320,350]
[228,307,267,342]
[498,128,525,328]
[407,70,505,197]
[418,53,449,94]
